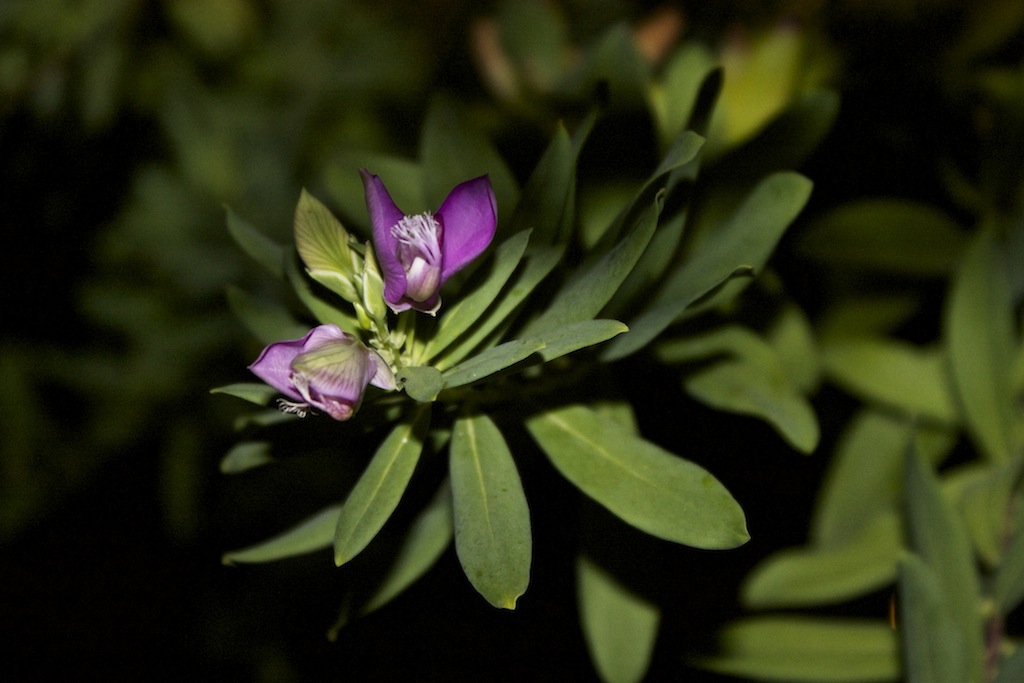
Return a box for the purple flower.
[361,169,497,314]
[249,324,395,421]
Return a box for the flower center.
[391,213,443,302]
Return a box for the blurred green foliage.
[2,0,1023,681]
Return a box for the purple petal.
[369,350,397,390]
[436,175,497,283]
[248,328,318,400]
[248,324,349,400]
[360,169,408,306]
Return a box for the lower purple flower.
[249,324,395,421]
[361,169,497,314]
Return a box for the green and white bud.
[294,189,361,304]
[362,242,389,328]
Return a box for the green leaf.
[323,153,424,231]
[603,208,687,319]
[711,89,839,179]
[226,285,308,345]
[361,478,454,616]
[396,366,444,402]
[510,124,576,244]
[578,555,660,683]
[903,446,984,679]
[697,617,898,682]
[210,383,277,406]
[496,0,568,91]
[534,319,628,362]
[293,189,358,302]
[659,325,818,453]
[522,194,662,337]
[450,413,532,609]
[219,441,273,474]
[946,461,1018,566]
[822,338,958,424]
[767,304,821,393]
[225,206,284,277]
[562,23,649,108]
[898,554,972,683]
[652,43,717,148]
[604,172,812,360]
[285,254,361,335]
[526,405,748,549]
[799,199,966,275]
[441,338,547,390]
[742,512,902,609]
[420,95,518,228]
[223,504,341,564]
[685,359,819,453]
[945,227,1019,463]
[423,230,532,362]
[597,130,704,248]
[334,408,431,566]
[433,245,564,370]
[817,295,921,341]
[994,494,1024,615]
[812,410,909,546]
[994,639,1024,683]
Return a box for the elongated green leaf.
[511,124,576,244]
[219,441,273,474]
[994,640,1024,683]
[898,554,972,683]
[947,461,1018,566]
[904,446,984,679]
[226,285,308,345]
[285,254,361,335]
[563,23,649,109]
[323,153,424,230]
[434,245,563,370]
[818,295,921,341]
[685,359,819,453]
[799,199,966,275]
[361,478,454,616]
[711,89,839,178]
[396,366,444,402]
[822,338,958,424]
[450,414,532,609]
[578,555,659,683]
[423,230,531,362]
[334,408,431,566]
[497,0,567,91]
[526,405,748,549]
[604,172,812,360]
[534,319,628,362]
[813,410,909,546]
[768,304,821,393]
[945,227,1018,463]
[522,194,662,337]
[223,504,341,564]
[225,206,284,277]
[652,43,716,148]
[441,338,546,390]
[743,512,901,608]
[596,130,703,248]
[210,382,277,406]
[994,496,1024,615]
[698,617,898,682]
[658,325,818,452]
[420,95,518,226]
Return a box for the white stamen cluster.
[391,213,442,265]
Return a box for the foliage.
[5,0,1024,681]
